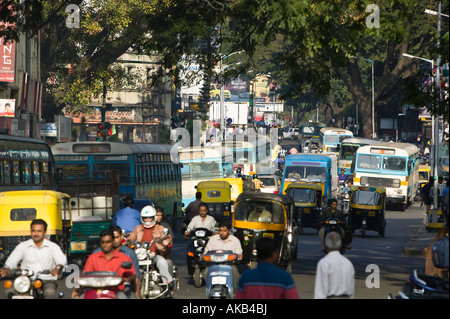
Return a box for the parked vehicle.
[202,250,239,299]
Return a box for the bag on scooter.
[431,235,449,269]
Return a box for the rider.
[203,220,243,292]
[72,229,137,299]
[1,219,67,299]
[184,203,218,276]
[128,205,175,294]
[112,196,142,234]
[318,199,352,249]
[338,169,348,185]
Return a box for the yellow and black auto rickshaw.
[416,164,431,200]
[212,178,243,202]
[232,192,298,273]
[348,186,387,237]
[196,181,233,222]
[285,182,323,232]
[0,190,72,265]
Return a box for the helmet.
[141,205,157,228]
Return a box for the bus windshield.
[383,157,406,171]
[340,145,359,160]
[181,162,222,180]
[357,154,381,170]
[285,166,326,182]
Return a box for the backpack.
[431,235,449,269]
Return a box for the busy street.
[0,0,449,306]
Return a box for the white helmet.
[141,205,157,228]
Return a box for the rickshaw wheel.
[194,268,202,288]
[361,228,366,238]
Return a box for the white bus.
[353,142,420,210]
[338,137,379,177]
[179,146,234,207]
[319,127,354,155]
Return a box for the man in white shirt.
[1,219,67,298]
[184,203,218,235]
[314,231,355,299]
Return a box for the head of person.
[218,221,231,240]
[256,238,279,263]
[255,204,265,213]
[155,206,164,223]
[324,231,342,252]
[253,174,258,180]
[123,196,135,208]
[348,179,353,187]
[195,192,202,200]
[141,205,157,229]
[198,203,209,218]
[30,219,47,243]
[340,169,345,175]
[99,229,115,254]
[109,225,123,249]
[328,199,338,210]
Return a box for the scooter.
[2,269,64,299]
[186,227,213,287]
[202,250,239,299]
[388,269,449,299]
[77,261,135,299]
[321,218,347,254]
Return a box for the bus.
[353,142,420,210]
[179,146,234,207]
[339,137,379,177]
[51,142,182,218]
[281,153,338,202]
[213,134,273,175]
[299,122,326,142]
[319,127,354,155]
[0,134,54,191]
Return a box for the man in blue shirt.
[112,197,141,233]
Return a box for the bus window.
[12,161,20,184]
[357,155,380,170]
[93,163,130,183]
[23,162,32,184]
[383,157,406,171]
[32,161,40,184]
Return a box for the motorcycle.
[77,261,135,299]
[186,227,213,287]
[388,269,449,299]
[202,250,239,299]
[3,269,63,299]
[320,217,347,254]
[134,233,179,299]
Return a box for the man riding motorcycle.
[318,199,352,250]
[128,205,175,294]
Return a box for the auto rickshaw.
[347,186,387,237]
[196,181,233,222]
[416,164,431,200]
[232,192,298,273]
[212,178,243,202]
[0,190,72,266]
[285,182,323,232]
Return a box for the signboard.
[40,123,57,137]
[0,22,16,82]
[0,99,15,117]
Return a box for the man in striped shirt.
[235,238,299,299]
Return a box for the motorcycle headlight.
[77,275,122,288]
[14,276,31,293]
[195,230,206,237]
[135,247,147,260]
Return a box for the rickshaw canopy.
[0,190,72,236]
[349,186,386,210]
[285,182,323,207]
[196,181,232,203]
[212,178,243,201]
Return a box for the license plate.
[368,211,376,217]
[224,211,230,216]
[303,208,310,214]
[263,233,274,239]
[212,276,227,285]
[12,295,34,299]
[71,242,87,251]
[139,260,152,266]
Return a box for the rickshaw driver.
[248,204,272,222]
[318,199,352,249]
[288,170,301,180]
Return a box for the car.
[282,127,299,139]
[210,84,231,100]
[258,174,281,194]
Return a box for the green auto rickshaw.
[285,182,323,232]
[348,186,387,237]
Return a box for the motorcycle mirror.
[163,228,169,236]
[121,261,132,269]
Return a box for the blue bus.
[51,142,182,218]
[281,153,338,202]
[338,137,379,177]
[319,127,354,156]
[178,146,234,207]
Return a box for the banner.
[0,99,15,117]
[0,22,16,82]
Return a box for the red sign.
[0,22,16,82]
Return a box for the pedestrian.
[252,174,262,192]
[235,238,299,299]
[314,231,355,299]
[421,176,435,224]
[112,196,141,233]
[184,192,205,223]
